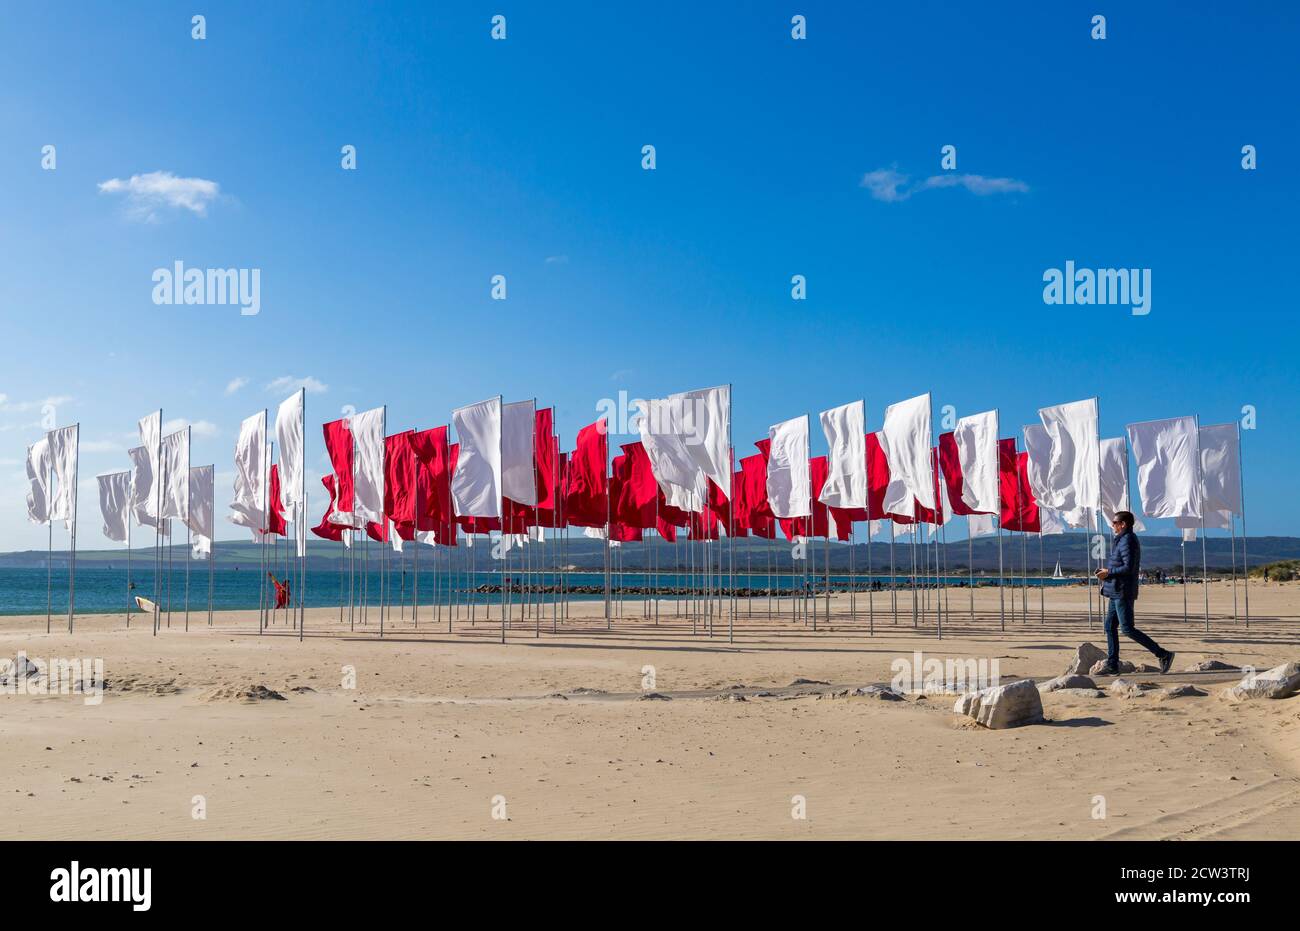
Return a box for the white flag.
[1126,416,1202,520]
[674,385,731,498]
[48,424,78,529]
[1022,423,1053,503]
[953,410,999,514]
[25,438,50,525]
[818,400,866,509]
[229,411,267,532]
[1039,505,1067,536]
[96,471,131,543]
[880,394,934,517]
[188,465,215,558]
[138,411,162,519]
[640,397,706,512]
[1198,423,1242,516]
[891,519,914,540]
[352,406,387,524]
[1037,398,1099,511]
[160,428,190,521]
[501,399,537,506]
[968,512,998,539]
[275,390,305,522]
[451,398,502,519]
[766,415,810,519]
[1097,438,1146,532]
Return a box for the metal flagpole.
[1181,536,1188,622]
[1229,515,1238,622]
[1237,423,1250,628]
[68,423,79,633]
[46,446,53,634]
[1038,529,1045,623]
[126,499,133,627]
[184,427,191,632]
[1195,415,1210,632]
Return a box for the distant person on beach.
[1094,511,1174,675]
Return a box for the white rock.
[1090,659,1135,676]
[1055,688,1107,698]
[1065,643,1107,675]
[953,692,980,716]
[1040,674,1096,692]
[1221,663,1300,702]
[1156,684,1206,699]
[966,679,1045,729]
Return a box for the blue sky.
[1,1,1296,550]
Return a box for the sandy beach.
[2,580,1297,840]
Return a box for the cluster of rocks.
[1221,662,1300,701]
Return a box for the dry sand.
[2,580,1297,840]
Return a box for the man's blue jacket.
[1101,529,1141,602]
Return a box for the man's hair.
[1114,510,1135,530]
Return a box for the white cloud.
[97,170,220,221]
[859,167,911,203]
[0,393,72,413]
[917,174,1029,196]
[545,255,570,265]
[81,439,124,453]
[266,375,328,395]
[224,376,250,395]
[861,167,1029,202]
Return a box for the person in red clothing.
[267,572,291,609]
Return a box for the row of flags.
[22,388,1245,557]
[213,389,1246,557]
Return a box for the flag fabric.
[408,426,456,544]
[738,452,775,538]
[534,408,558,511]
[322,418,355,527]
[999,439,1040,533]
[865,432,889,519]
[229,411,267,535]
[96,471,131,543]
[351,406,387,524]
[48,424,78,529]
[968,512,998,538]
[312,475,347,542]
[25,438,50,525]
[766,415,810,518]
[1198,423,1243,515]
[501,399,537,507]
[383,431,417,529]
[937,432,980,517]
[1037,398,1100,512]
[451,398,501,519]
[563,419,608,528]
[615,441,659,529]
[275,390,305,523]
[818,400,866,509]
[880,393,934,518]
[640,396,707,512]
[675,385,731,498]
[1126,416,1203,520]
[1176,510,1232,531]
[953,410,1000,514]
[188,465,214,558]
[1097,437,1144,530]
[1039,505,1067,536]
[1022,423,1054,503]
[138,411,161,519]
[159,428,189,522]
[265,465,287,536]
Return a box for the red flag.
[312,474,346,542]
[616,441,658,529]
[563,419,608,528]
[780,457,830,540]
[409,426,455,544]
[322,418,354,518]
[739,452,776,539]
[534,408,557,510]
[865,432,889,519]
[265,465,286,536]
[383,431,416,528]
[938,431,981,517]
[999,439,1041,532]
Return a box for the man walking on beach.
[1094,511,1174,675]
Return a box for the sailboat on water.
[1051,557,1064,580]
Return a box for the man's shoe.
[1094,664,1119,677]
[1159,652,1175,675]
